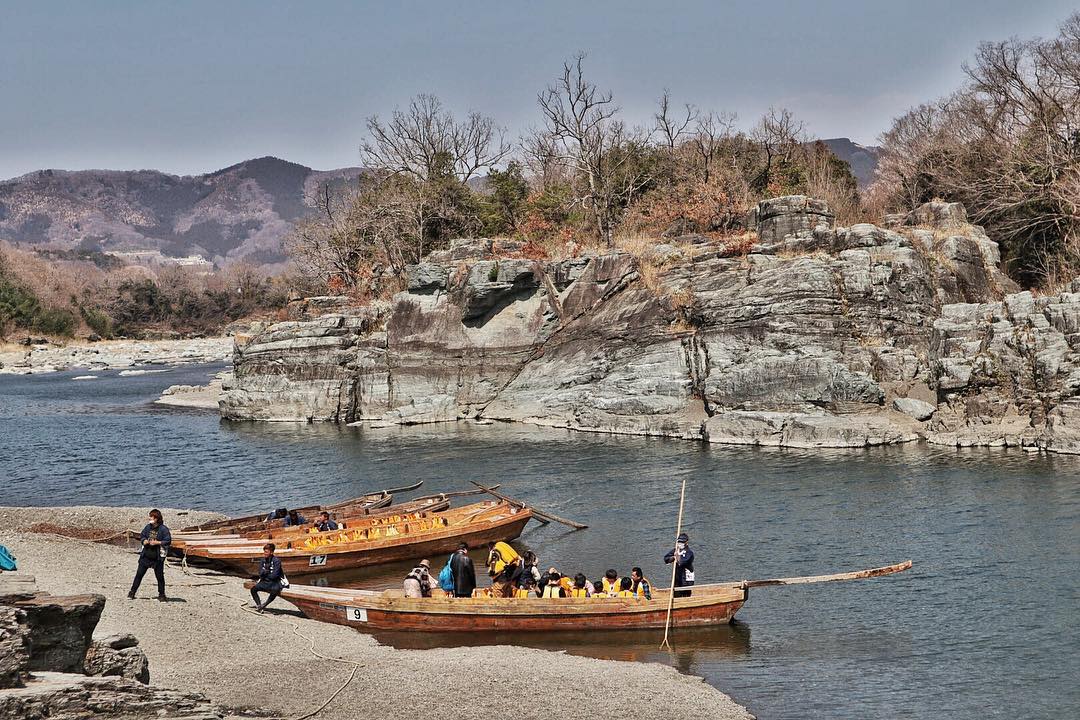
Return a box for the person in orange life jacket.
[616,576,636,598]
[249,543,284,612]
[541,572,567,598]
[602,568,620,596]
[313,511,338,532]
[128,509,170,601]
[664,532,695,598]
[403,559,435,598]
[630,567,652,600]
[284,510,306,527]
[449,542,477,598]
[570,573,590,598]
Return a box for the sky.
[1,0,1076,180]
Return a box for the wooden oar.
[411,486,501,502]
[469,482,588,530]
[739,560,912,589]
[660,477,687,650]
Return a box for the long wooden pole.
[659,477,687,649]
[469,482,588,530]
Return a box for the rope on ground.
[176,557,364,720]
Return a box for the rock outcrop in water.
[220,196,1080,453]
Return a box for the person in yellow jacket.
[570,573,589,598]
[615,576,636,598]
[630,567,653,600]
[602,568,620,595]
[514,577,539,598]
[541,572,567,598]
[486,541,521,598]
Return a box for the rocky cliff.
[221,196,1080,453]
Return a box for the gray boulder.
[406,263,449,293]
[0,606,30,688]
[84,634,150,684]
[907,200,968,229]
[892,397,936,421]
[752,195,835,245]
[7,593,104,674]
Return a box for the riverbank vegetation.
[289,12,1080,299]
[0,241,287,340]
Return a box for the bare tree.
[533,53,655,245]
[655,90,697,149]
[689,111,737,183]
[751,107,806,189]
[362,94,511,182]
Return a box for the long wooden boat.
[185,501,533,576]
[171,496,453,552]
[175,481,424,535]
[268,560,911,633]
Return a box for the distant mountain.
[820,138,882,188]
[0,157,362,267]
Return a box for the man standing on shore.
[128,509,170,601]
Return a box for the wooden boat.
[185,501,533,576]
[172,496,454,552]
[267,560,912,633]
[175,481,424,535]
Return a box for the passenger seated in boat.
[515,577,539,598]
[541,572,567,598]
[249,543,284,613]
[265,508,288,522]
[570,573,589,598]
[616,577,635,598]
[313,511,338,532]
[520,551,541,587]
[403,559,436,598]
[630,567,652,600]
[602,569,620,596]
[284,510,307,527]
[593,578,609,598]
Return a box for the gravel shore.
[0,506,754,720]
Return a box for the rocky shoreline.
[0,337,233,375]
[219,196,1080,455]
[0,506,753,720]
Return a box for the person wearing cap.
[404,559,436,598]
[663,532,695,598]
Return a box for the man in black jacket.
[250,543,284,612]
[128,509,170,601]
[448,542,476,598]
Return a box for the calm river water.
[2,364,1078,719]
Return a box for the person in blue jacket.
[663,532,695,598]
[250,543,284,612]
[128,509,171,601]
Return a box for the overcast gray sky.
[1,0,1076,179]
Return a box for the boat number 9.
[344,606,368,623]
[308,555,327,567]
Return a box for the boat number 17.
[344,606,368,623]
[308,555,327,567]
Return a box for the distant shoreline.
[0,336,233,376]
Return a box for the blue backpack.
[438,554,455,592]
[0,545,16,572]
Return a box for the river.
[2,364,1078,719]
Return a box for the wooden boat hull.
[279,584,746,632]
[171,498,452,552]
[190,506,532,576]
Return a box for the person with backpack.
[128,509,171,601]
[446,542,476,598]
[403,559,436,598]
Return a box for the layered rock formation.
[221,196,1080,453]
[0,573,219,719]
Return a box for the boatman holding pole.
[663,532,695,598]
